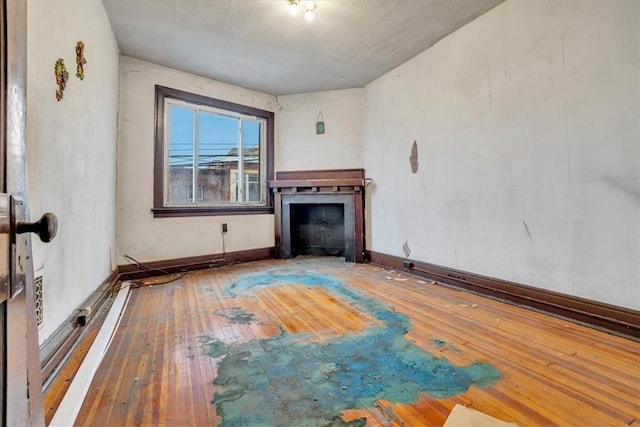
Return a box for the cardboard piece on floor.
[444,404,518,427]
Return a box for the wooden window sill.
[152,206,274,218]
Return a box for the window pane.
[242,120,262,203]
[198,111,239,204]
[168,105,195,204]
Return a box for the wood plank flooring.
[68,258,639,426]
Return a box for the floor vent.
[34,275,43,327]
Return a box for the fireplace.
[290,203,345,257]
[270,169,365,263]
[283,195,355,260]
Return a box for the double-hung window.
[153,86,274,217]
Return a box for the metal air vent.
[34,275,43,327]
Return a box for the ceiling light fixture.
[288,0,317,22]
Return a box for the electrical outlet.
[222,223,228,233]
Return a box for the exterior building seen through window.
[153,86,274,217]
[166,101,265,206]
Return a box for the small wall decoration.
[75,41,87,80]
[315,111,325,134]
[409,140,419,173]
[54,58,69,101]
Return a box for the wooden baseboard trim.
[42,246,274,390]
[42,247,275,419]
[40,268,121,385]
[366,250,640,340]
[117,247,275,281]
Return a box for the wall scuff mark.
[523,221,532,244]
[409,140,419,173]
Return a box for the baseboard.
[366,250,640,340]
[49,285,131,426]
[118,247,275,280]
[41,247,274,368]
[42,246,275,401]
[40,267,121,385]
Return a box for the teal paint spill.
[214,307,256,325]
[206,270,501,426]
[200,336,227,358]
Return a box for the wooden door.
[1,1,57,425]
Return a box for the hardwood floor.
[65,258,639,426]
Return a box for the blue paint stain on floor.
[204,268,501,426]
[214,307,257,325]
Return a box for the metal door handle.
[16,212,58,242]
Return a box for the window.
[153,86,274,217]
[187,186,204,202]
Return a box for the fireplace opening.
[290,203,345,258]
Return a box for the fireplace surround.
[270,169,365,263]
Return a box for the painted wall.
[117,57,275,263]
[27,0,120,343]
[275,89,364,171]
[364,0,640,309]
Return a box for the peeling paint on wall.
[409,140,419,173]
[403,241,411,258]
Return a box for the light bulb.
[289,0,299,15]
[305,8,314,21]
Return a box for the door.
[1,1,57,425]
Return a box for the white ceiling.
[102,0,504,96]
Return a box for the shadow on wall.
[602,175,640,205]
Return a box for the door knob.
[16,212,58,242]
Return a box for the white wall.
[276,89,364,171]
[27,0,120,343]
[364,0,640,309]
[117,57,275,263]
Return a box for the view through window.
[166,101,265,206]
[153,86,274,217]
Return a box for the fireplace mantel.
[270,169,365,263]
[269,169,366,192]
